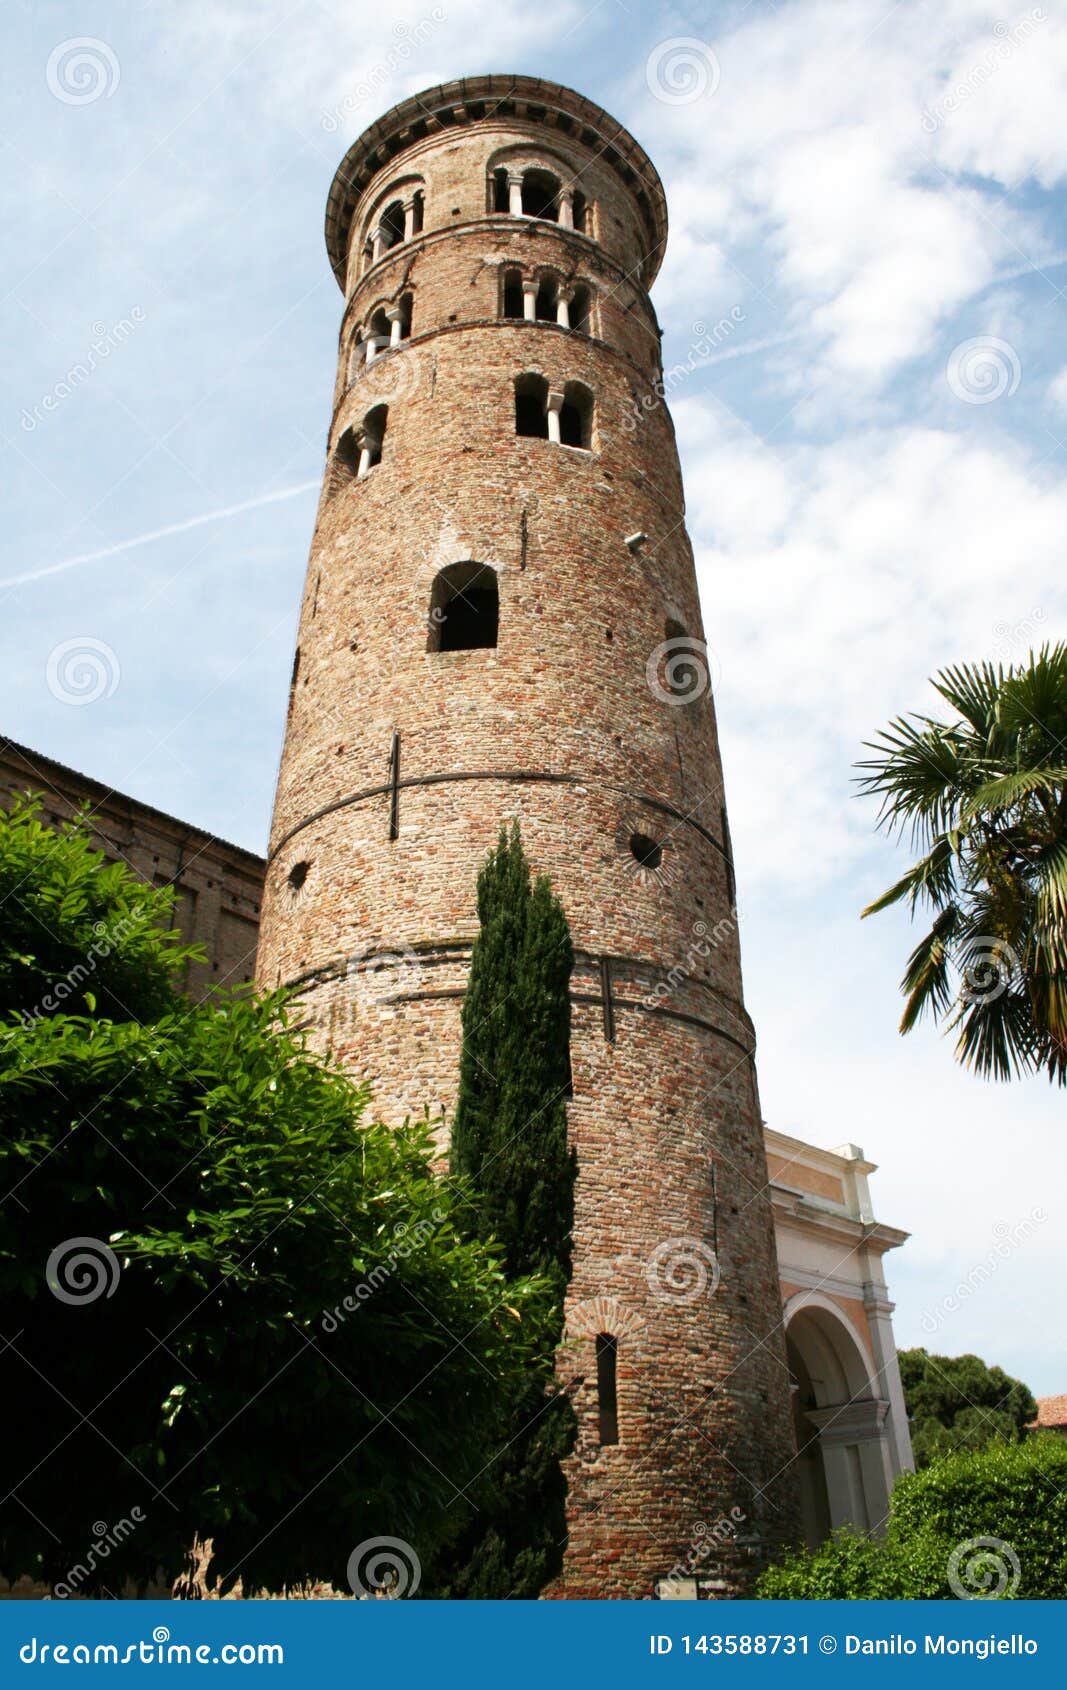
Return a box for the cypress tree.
[441,821,578,1597]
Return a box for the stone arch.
[359,174,426,267]
[784,1292,893,1549]
[427,561,499,652]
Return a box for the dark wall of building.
[0,739,265,1002]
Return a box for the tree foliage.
[899,1347,1037,1468]
[857,645,1067,1082]
[757,1437,1067,1598]
[433,823,577,1599]
[0,799,554,1594]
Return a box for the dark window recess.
[428,562,499,652]
[287,647,300,714]
[503,270,524,318]
[535,278,555,321]
[288,861,310,891]
[522,169,560,220]
[515,374,549,438]
[629,832,662,870]
[596,1334,619,1445]
[491,167,510,212]
[559,381,593,448]
[379,199,405,250]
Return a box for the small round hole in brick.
[288,860,310,892]
[629,832,662,871]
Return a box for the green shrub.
[757,1436,1067,1599]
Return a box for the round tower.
[256,74,799,1596]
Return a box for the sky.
[2,0,1065,1396]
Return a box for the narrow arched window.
[428,562,499,652]
[347,329,365,384]
[490,167,510,213]
[515,373,549,439]
[596,1333,619,1445]
[287,646,300,715]
[559,380,593,449]
[379,200,405,253]
[572,189,589,234]
[410,192,425,236]
[522,169,560,221]
[535,277,556,322]
[569,284,592,334]
[361,403,388,472]
[502,268,524,319]
[330,425,362,493]
[367,307,391,361]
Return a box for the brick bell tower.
[256,74,799,1596]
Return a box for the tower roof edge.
[324,73,668,292]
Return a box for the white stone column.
[546,390,564,443]
[863,1287,915,1478]
[559,187,575,230]
[371,227,384,264]
[357,442,373,479]
[556,286,574,329]
[364,330,379,365]
[386,306,405,347]
[806,1400,893,1538]
[508,172,524,216]
[403,200,416,242]
[521,281,538,322]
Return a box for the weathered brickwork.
[0,739,261,1003]
[256,75,800,1596]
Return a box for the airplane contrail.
[1,479,321,589]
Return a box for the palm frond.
[930,659,1003,736]
[898,907,958,1033]
[861,833,959,918]
[963,768,1067,818]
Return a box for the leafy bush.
[0,800,554,1594]
[757,1437,1067,1598]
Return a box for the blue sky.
[2,0,1066,1395]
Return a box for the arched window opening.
[502,268,525,319]
[347,329,364,385]
[427,561,499,652]
[379,199,405,253]
[596,1334,619,1445]
[572,189,589,234]
[515,373,549,439]
[559,380,593,449]
[410,192,424,236]
[361,403,388,473]
[522,168,560,221]
[491,167,510,213]
[367,307,391,362]
[331,425,362,491]
[569,284,592,334]
[535,277,556,322]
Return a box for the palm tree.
[857,644,1067,1085]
